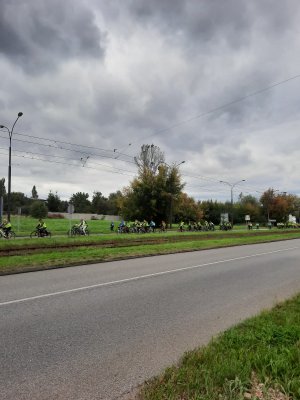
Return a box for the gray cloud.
[0,0,300,201]
[0,0,106,73]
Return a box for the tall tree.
[70,192,91,213]
[120,146,185,224]
[31,185,38,199]
[47,191,61,212]
[91,192,109,214]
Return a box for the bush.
[30,201,48,219]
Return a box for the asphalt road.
[1,239,300,400]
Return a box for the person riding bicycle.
[149,220,156,232]
[160,220,166,232]
[179,221,185,232]
[78,219,88,235]
[1,219,12,237]
[36,219,47,236]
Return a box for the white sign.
[245,215,250,221]
[220,213,229,223]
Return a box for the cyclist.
[1,219,12,237]
[179,221,184,232]
[78,219,88,235]
[36,219,47,236]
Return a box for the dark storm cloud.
[0,0,106,73]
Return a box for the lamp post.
[220,179,245,227]
[0,112,23,222]
[165,161,185,228]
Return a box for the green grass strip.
[138,295,300,399]
[1,231,299,274]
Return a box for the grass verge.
[0,230,299,274]
[137,294,300,400]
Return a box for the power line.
[133,73,300,144]
[0,134,136,164]
[0,151,136,178]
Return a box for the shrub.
[30,201,48,219]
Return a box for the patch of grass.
[138,295,300,400]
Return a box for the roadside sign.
[245,215,250,221]
[220,213,229,223]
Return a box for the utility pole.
[0,112,23,221]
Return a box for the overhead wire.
[132,73,300,145]
[0,133,136,164]
[0,150,136,177]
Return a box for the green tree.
[199,200,224,224]
[120,145,185,224]
[47,191,61,212]
[31,185,38,199]
[236,194,261,223]
[70,192,91,213]
[30,201,48,219]
[91,192,109,214]
[106,191,123,215]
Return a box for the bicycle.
[30,229,52,238]
[68,225,90,237]
[0,228,16,239]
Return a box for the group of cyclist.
[114,219,158,234]
[112,219,216,234]
[0,217,230,239]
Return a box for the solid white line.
[1,246,299,307]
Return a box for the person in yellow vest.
[36,219,47,235]
[2,219,12,237]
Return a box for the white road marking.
[1,246,299,307]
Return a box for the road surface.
[1,239,300,399]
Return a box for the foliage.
[69,192,91,213]
[107,191,123,215]
[260,189,298,222]
[199,200,224,224]
[91,191,109,214]
[175,192,203,222]
[30,200,48,219]
[47,191,61,212]
[120,147,185,224]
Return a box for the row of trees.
[1,145,299,223]
[0,178,121,218]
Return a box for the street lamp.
[220,179,245,227]
[164,161,185,228]
[0,112,23,222]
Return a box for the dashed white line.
[1,246,299,307]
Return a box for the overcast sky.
[1,0,299,204]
